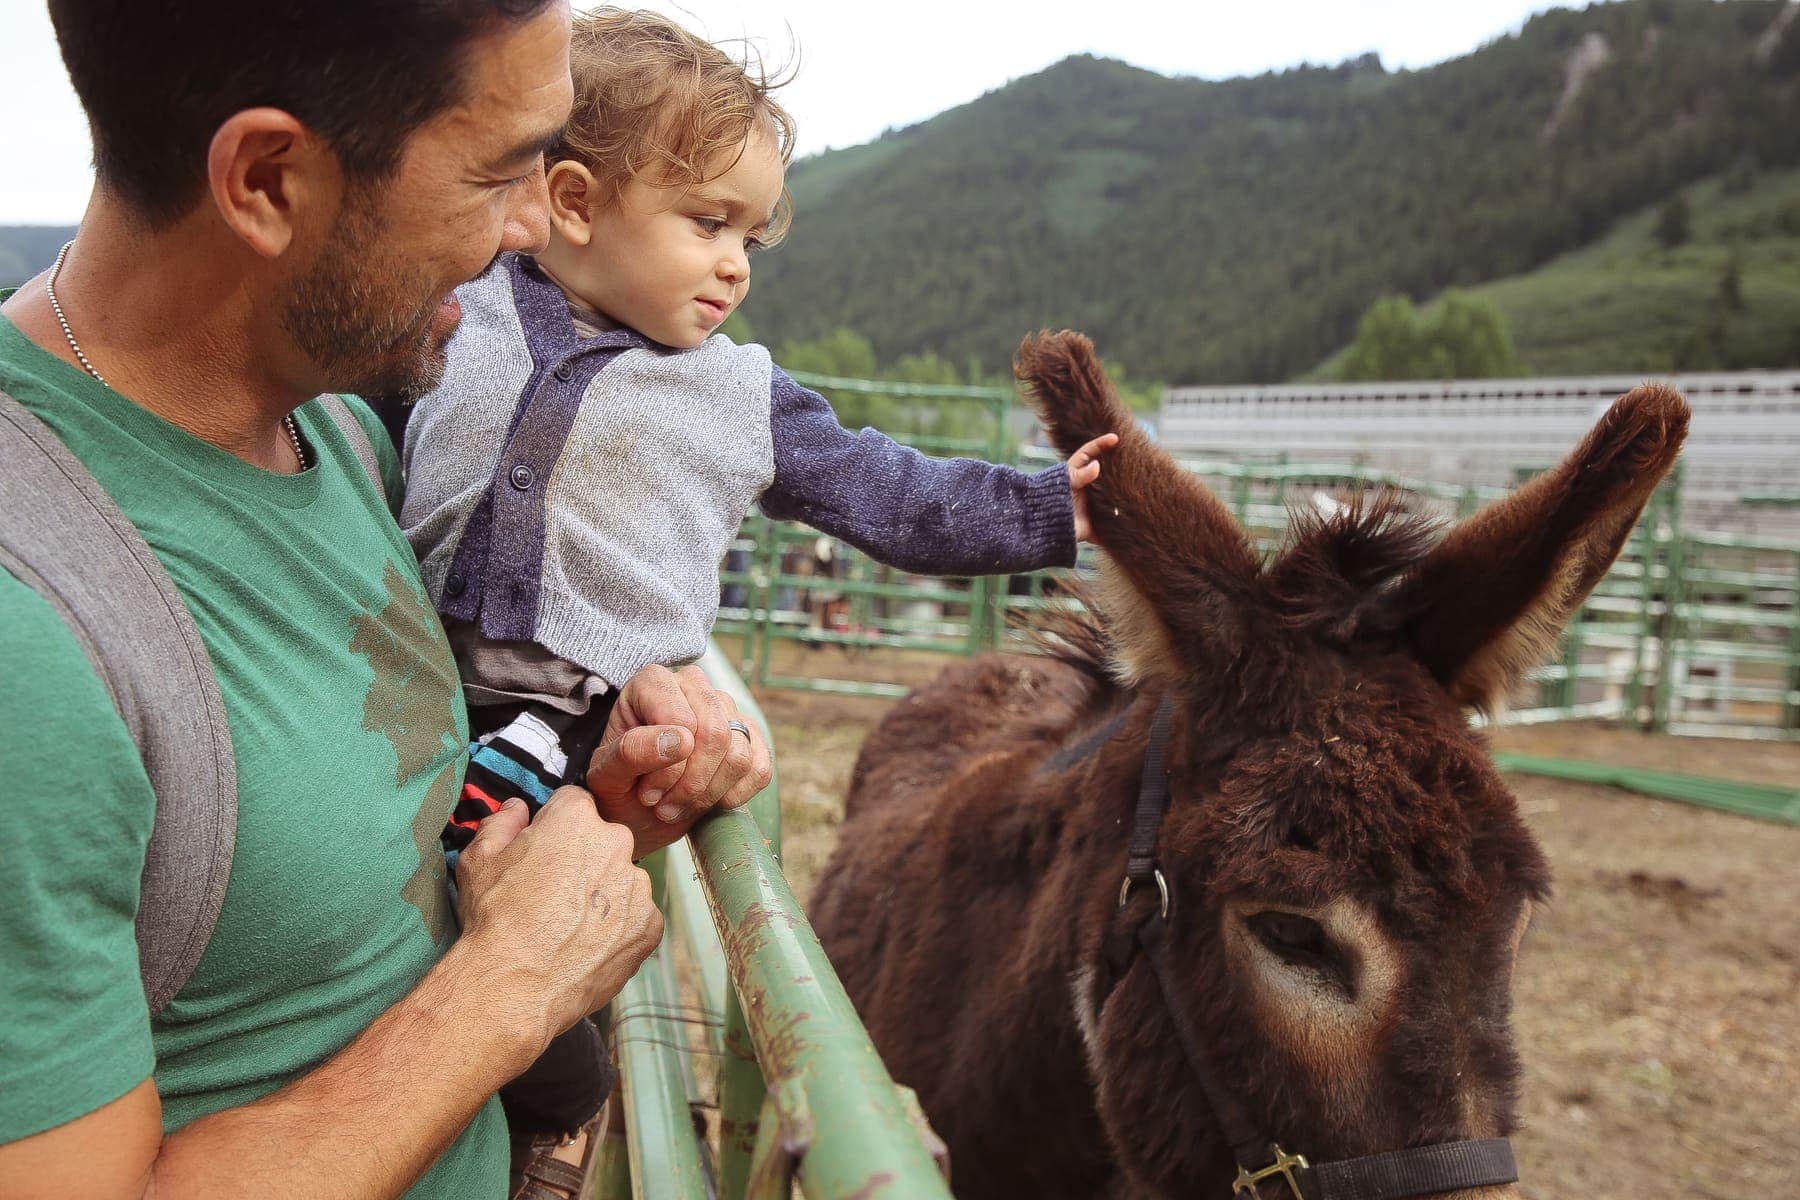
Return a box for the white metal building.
[1159,372,1800,536]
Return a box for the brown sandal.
[509,1126,593,1200]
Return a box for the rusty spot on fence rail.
[844,1172,897,1199]
[744,999,813,1079]
[723,900,803,971]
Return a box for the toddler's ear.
[547,160,598,246]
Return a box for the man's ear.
[547,160,598,248]
[206,108,333,260]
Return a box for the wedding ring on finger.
[727,719,753,743]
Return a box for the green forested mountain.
[750,0,1800,385]
[9,1,1795,385]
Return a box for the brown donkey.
[810,332,1689,1200]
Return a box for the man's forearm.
[148,939,537,1200]
[1,797,662,1200]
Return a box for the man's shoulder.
[330,392,382,431]
[327,393,404,491]
[0,569,159,1147]
[2,565,99,686]
[0,299,69,394]
[0,564,142,741]
[0,565,153,802]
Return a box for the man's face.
[281,2,573,398]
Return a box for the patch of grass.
[1307,168,1800,378]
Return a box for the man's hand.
[1067,432,1119,543]
[0,792,669,1200]
[584,663,773,857]
[452,792,662,1060]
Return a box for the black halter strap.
[1123,697,1177,891]
[1107,695,1521,1200]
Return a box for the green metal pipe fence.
[611,853,714,1198]
[593,646,953,1200]
[1491,753,1800,824]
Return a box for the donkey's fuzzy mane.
[1030,489,1443,690]
[1265,490,1442,642]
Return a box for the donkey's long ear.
[1394,384,1689,711]
[1015,331,1261,683]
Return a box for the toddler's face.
[577,127,785,348]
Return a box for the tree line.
[746,0,1800,386]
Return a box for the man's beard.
[279,191,454,402]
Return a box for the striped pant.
[442,697,615,859]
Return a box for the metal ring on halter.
[726,719,753,742]
[1117,867,1170,920]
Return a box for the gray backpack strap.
[0,389,237,1018]
[317,394,387,502]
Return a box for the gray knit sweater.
[400,255,1076,690]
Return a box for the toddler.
[402,7,1112,840]
[398,7,1113,1176]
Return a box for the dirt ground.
[748,647,1800,1200]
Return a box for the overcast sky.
[0,0,1582,225]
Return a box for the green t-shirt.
[0,302,507,1197]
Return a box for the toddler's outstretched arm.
[763,370,1083,576]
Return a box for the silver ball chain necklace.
[46,240,308,471]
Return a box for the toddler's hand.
[1067,433,1119,543]
[584,663,771,859]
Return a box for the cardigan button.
[553,361,575,382]
[509,464,535,490]
[444,573,466,597]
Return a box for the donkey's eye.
[1246,911,1352,992]
[1248,911,1325,957]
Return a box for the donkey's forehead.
[1189,696,1533,899]
[1205,658,1488,790]
[1218,632,1466,730]
[1211,719,1500,838]
[1162,651,1549,903]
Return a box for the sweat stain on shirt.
[349,561,465,942]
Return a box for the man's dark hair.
[48,0,556,225]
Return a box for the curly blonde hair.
[554,7,796,243]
